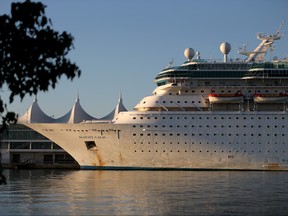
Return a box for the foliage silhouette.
[0,0,81,184]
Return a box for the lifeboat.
[253,93,288,103]
[208,93,244,104]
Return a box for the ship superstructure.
[23,24,288,170]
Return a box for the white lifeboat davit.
[208,93,244,104]
[253,93,288,103]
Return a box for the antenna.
[276,20,285,34]
[165,58,173,69]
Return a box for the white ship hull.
[26,111,288,170]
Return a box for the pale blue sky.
[1,0,288,118]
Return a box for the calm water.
[0,169,288,216]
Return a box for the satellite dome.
[220,42,231,54]
[184,48,195,61]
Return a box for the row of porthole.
[134,142,285,145]
[133,125,286,128]
[166,90,285,94]
[132,116,286,120]
[133,150,286,153]
[133,142,286,145]
[133,133,286,137]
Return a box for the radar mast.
[238,20,285,62]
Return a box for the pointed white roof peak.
[55,93,97,123]
[100,93,127,121]
[76,91,80,102]
[18,98,54,124]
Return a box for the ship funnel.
[220,42,231,62]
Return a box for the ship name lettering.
[94,136,106,139]
[79,135,94,139]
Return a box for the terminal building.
[0,124,78,169]
[0,94,127,168]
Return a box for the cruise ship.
[22,23,288,170]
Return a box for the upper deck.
[155,22,287,86]
[155,60,288,86]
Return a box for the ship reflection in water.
[1,169,288,215]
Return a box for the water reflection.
[1,169,288,215]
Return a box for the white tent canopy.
[18,94,127,124]
[17,97,55,124]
